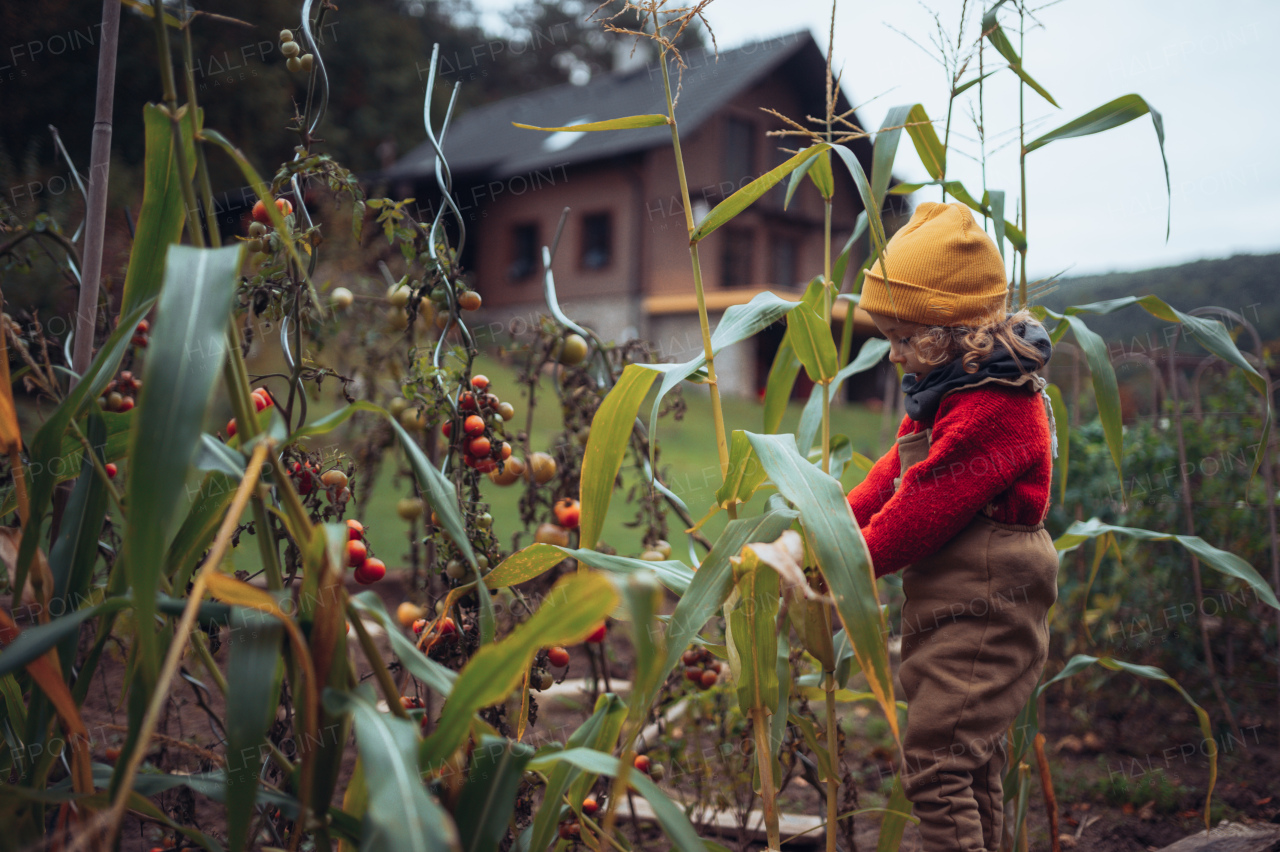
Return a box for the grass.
[225,343,889,579]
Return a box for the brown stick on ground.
[1033,732,1060,852]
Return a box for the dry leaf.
[0,527,47,614]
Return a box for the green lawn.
[233,348,890,574]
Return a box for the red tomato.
[354,557,385,584]
[346,539,368,568]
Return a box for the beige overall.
[892,381,1059,852]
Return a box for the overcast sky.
[471,0,1278,279]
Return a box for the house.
[385,31,900,399]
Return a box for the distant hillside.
[1039,253,1279,346]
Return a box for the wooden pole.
[71,0,121,382]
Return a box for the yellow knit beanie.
[860,202,1008,327]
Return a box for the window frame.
[719,225,755,290]
[579,211,614,271]
[507,221,540,282]
[722,116,757,188]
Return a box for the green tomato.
[559,333,589,366]
[330,287,354,309]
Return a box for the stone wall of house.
[647,311,756,399]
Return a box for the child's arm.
[846,414,914,524]
[856,386,1047,577]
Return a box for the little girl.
[846,202,1058,852]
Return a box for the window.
[771,236,797,290]
[581,212,612,270]
[720,227,754,289]
[723,117,756,187]
[508,223,539,280]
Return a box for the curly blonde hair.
[910,308,1048,375]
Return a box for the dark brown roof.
[387,30,872,181]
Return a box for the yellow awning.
[643,287,879,334]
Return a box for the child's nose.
[888,346,905,364]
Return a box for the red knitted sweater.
[846,383,1054,577]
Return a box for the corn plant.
[0,3,715,852]
[510,1,1278,849]
[2,0,1277,850]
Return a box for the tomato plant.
[0,1,1274,851]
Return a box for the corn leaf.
[762,336,802,435]
[621,572,667,735]
[1044,383,1069,502]
[46,414,111,671]
[888,179,1026,251]
[831,212,868,291]
[871,105,914,207]
[12,301,152,605]
[0,599,130,678]
[484,543,692,596]
[0,412,134,519]
[125,244,241,689]
[828,144,888,259]
[1055,518,1280,610]
[289,401,385,443]
[393,417,477,569]
[422,573,618,766]
[692,145,827,242]
[726,554,780,717]
[763,279,827,434]
[953,68,1000,96]
[120,104,198,315]
[526,748,707,852]
[1049,313,1124,499]
[647,291,803,470]
[1039,654,1215,827]
[325,687,459,852]
[1025,94,1168,237]
[796,338,890,455]
[876,775,913,852]
[787,303,838,384]
[660,509,798,678]
[783,146,833,208]
[512,115,668,132]
[456,736,536,852]
[523,694,626,852]
[225,608,284,852]
[1050,295,1271,484]
[349,593,457,696]
[902,103,945,181]
[0,612,94,794]
[714,430,768,512]
[166,473,236,592]
[743,433,899,747]
[580,364,660,551]
[988,189,1007,260]
[981,0,1059,107]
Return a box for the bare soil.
[22,573,1280,851]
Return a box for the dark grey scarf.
[901,318,1053,422]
